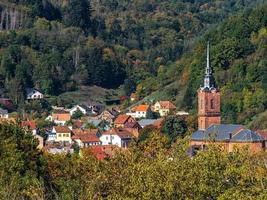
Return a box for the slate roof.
[192,124,264,143]
[138,119,157,128]
[231,129,264,142]
[0,108,8,115]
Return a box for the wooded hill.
[137,4,267,129]
[0,1,264,101]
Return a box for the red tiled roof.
[52,113,71,121]
[114,114,132,124]
[73,120,83,128]
[21,120,37,130]
[158,101,176,109]
[72,134,100,143]
[54,126,71,133]
[132,104,150,112]
[90,146,108,160]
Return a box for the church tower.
[198,42,221,130]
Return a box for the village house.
[0,108,8,118]
[98,109,119,124]
[191,43,265,154]
[114,114,136,128]
[52,126,72,144]
[21,120,38,135]
[153,101,176,117]
[46,112,71,126]
[26,88,44,100]
[69,105,87,116]
[21,120,44,149]
[72,133,101,148]
[100,128,133,148]
[124,121,142,138]
[126,104,152,119]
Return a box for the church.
[191,43,265,153]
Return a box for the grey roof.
[231,129,264,142]
[88,119,102,127]
[192,124,264,143]
[0,108,8,115]
[138,119,157,128]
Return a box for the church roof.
[192,124,264,143]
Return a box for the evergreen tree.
[63,0,92,32]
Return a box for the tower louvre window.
[211,99,215,109]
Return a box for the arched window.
[211,99,215,109]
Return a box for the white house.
[0,108,8,118]
[100,128,133,148]
[126,104,151,119]
[69,105,87,116]
[46,113,71,126]
[26,88,44,100]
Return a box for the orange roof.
[21,120,37,130]
[132,104,150,112]
[52,113,71,121]
[54,126,71,133]
[158,101,176,109]
[114,114,133,124]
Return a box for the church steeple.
[203,42,216,89]
[198,42,221,130]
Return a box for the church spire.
[203,42,216,89]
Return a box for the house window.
[106,136,108,140]
[211,99,215,109]
[58,134,61,137]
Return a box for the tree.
[63,0,92,32]
[72,109,84,119]
[161,115,188,143]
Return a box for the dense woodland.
[0,1,265,112]
[0,122,266,200]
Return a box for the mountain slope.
[137,4,267,127]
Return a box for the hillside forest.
[0,0,266,127]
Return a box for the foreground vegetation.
[1,123,266,199]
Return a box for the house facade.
[26,88,44,100]
[126,104,151,119]
[0,108,8,118]
[114,114,136,128]
[100,128,133,148]
[153,101,176,117]
[46,113,71,126]
[69,105,87,116]
[52,126,72,144]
